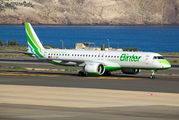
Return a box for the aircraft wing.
[37,57,86,64]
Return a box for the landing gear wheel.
[150,75,155,79]
[150,70,156,79]
[103,71,111,76]
[78,71,86,76]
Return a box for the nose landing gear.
[150,70,156,79]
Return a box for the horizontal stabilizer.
[10,50,35,57]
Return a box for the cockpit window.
[158,56,165,59]
[153,56,165,59]
[153,56,157,59]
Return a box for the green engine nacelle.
[84,63,105,75]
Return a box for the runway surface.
[0,70,179,120]
[0,70,179,93]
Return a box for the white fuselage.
[41,49,170,70]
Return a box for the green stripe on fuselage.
[120,67,170,70]
[105,66,121,71]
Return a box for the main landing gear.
[78,71,112,76]
[150,70,156,79]
[103,71,111,76]
[78,71,86,76]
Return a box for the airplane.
[24,22,171,79]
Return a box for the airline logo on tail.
[25,22,44,58]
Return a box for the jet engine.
[84,63,105,75]
[121,69,141,74]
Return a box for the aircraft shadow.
[0,70,165,79]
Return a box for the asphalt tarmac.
[0,69,179,120]
[0,70,179,93]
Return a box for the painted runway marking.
[0,72,139,80]
[0,72,70,77]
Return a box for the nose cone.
[158,60,171,69]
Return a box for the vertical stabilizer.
[25,22,44,58]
